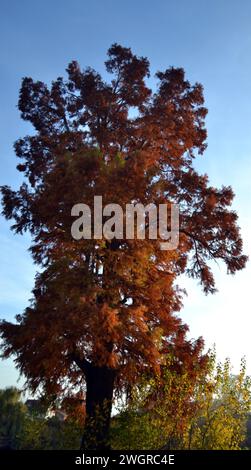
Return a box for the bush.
[110,353,251,450]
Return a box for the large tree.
[0,44,247,449]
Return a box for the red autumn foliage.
[0,44,247,448]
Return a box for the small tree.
[0,387,26,449]
[111,353,208,449]
[187,355,251,449]
[111,353,251,450]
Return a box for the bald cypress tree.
[0,44,247,448]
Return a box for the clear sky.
[0,0,251,388]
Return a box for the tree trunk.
[81,362,116,450]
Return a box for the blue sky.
[0,0,251,388]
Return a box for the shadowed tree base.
[81,362,116,450]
